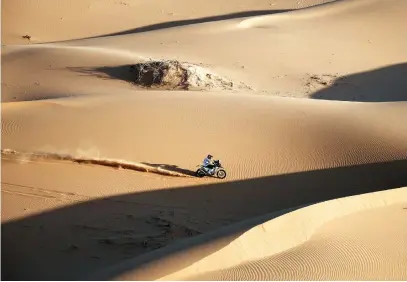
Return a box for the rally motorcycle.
[196,159,227,179]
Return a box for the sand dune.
[189,200,407,281]
[103,187,406,280]
[3,92,407,180]
[180,188,407,281]
[2,0,335,44]
[3,0,406,102]
[2,0,407,280]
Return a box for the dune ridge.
[2,0,336,44]
[177,187,407,280]
[109,187,407,280]
[238,0,371,27]
[1,149,193,177]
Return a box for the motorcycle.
[196,159,227,179]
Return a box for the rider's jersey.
[203,158,213,166]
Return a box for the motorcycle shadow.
[141,163,197,177]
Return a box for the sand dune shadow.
[310,63,407,102]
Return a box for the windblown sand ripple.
[190,203,407,280]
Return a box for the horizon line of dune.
[1,149,193,178]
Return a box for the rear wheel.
[216,169,226,179]
[196,169,205,178]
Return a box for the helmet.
[207,154,213,159]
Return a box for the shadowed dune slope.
[310,63,407,102]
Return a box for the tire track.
[1,149,194,178]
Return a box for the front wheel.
[216,169,226,179]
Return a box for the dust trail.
[1,149,192,178]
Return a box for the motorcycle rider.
[203,154,215,175]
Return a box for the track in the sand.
[1,149,195,178]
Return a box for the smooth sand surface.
[2,0,407,280]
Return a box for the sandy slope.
[2,0,335,44]
[3,93,407,180]
[2,0,407,280]
[3,0,407,102]
[107,187,407,280]
[182,190,407,280]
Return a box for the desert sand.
[2,0,407,280]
